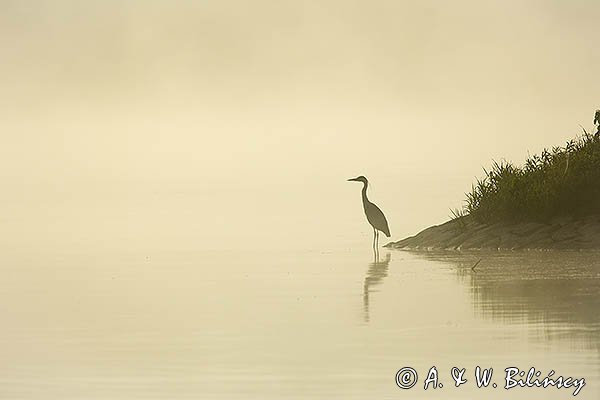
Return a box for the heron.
[347,176,391,253]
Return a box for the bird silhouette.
[348,176,391,254]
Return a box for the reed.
[449,207,468,231]
[461,132,600,223]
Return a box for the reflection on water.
[411,251,600,352]
[363,253,391,322]
[0,248,598,399]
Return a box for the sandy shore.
[385,214,600,250]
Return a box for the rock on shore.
[384,215,600,250]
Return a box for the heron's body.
[348,176,391,252]
[360,183,390,237]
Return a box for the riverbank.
[384,214,600,250]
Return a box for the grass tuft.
[464,132,600,223]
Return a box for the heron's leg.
[372,228,376,254]
[372,230,377,261]
[373,229,379,262]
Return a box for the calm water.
[1,246,599,399]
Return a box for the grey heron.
[348,176,391,252]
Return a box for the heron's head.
[347,176,368,184]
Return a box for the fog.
[2,1,600,252]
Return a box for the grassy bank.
[457,131,600,223]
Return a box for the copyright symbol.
[395,367,418,389]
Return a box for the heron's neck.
[361,181,369,204]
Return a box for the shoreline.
[384,214,600,251]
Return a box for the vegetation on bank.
[453,129,600,224]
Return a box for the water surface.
[1,246,598,399]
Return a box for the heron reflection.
[363,252,391,323]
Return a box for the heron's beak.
[347,177,358,182]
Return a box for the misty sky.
[2,1,600,251]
